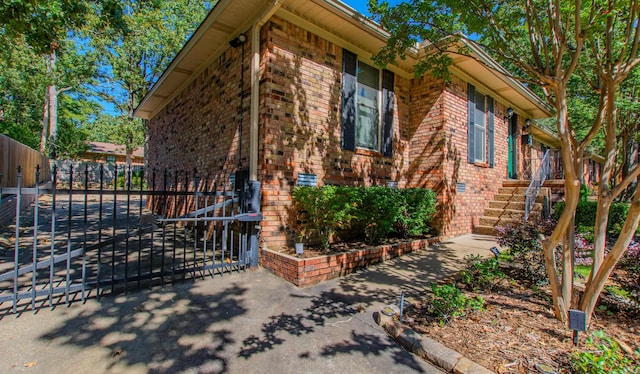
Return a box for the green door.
[508,114,518,179]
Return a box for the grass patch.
[575,265,592,279]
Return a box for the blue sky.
[343,0,402,16]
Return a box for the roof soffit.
[136,0,551,122]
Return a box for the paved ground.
[0,234,497,374]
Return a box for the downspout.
[250,0,281,181]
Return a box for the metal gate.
[0,163,261,314]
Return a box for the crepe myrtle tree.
[369,0,640,326]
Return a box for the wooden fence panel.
[0,134,50,188]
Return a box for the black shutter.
[341,49,357,151]
[467,83,475,164]
[382,69,395,157]
[487,96,494,167]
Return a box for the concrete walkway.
[0,234,497,374]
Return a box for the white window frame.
[472,90,488,163]
[355,59,382,152]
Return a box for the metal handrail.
[524,149,550,221]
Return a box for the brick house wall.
[145,14,534,248]
[438,76,510,236]
[146,31,253,184]
[258,17,411,249]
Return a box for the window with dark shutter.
[341,50,357,151]
[341,49,394,156]
[467,83,494,166]
[382,69,394,157]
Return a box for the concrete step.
[473,225,497,236]
[498,187,529,194]
[493,193,545,203]
[484,208,525,219]
[489,200,525,210]
[493,193,526,202]
[479,216,521,227]
[501,180,531,187]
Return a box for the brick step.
[479,216,521,227]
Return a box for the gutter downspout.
[250,0,281,181]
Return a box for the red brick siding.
[258,16,411,249]
[146,14,530,248]
[260,237,440,287]
[146,30,253,184]
[437,76,510,236]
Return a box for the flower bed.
[260,237,441,287]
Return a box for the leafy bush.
[354,187,403,244]
[116,170,145,189]
[570,330,639,374]
[292,186,356,250]
[429,284,484,325]
[554,201,634,236]
[395,188,437,237]
[459,254,504,290]
[580,183,590,203]
[496,220,556,285]
[291,186,436,248]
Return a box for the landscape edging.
[375,309,494,374]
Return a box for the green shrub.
[460,254,504,290]
[570,330,639,374]
[395,188,437,237]
[116,170,145,189]
[353,187,402,244]
[291,186,437,248]
[429,284,484,325]
[554,201,633,236]
[580,183,590,203]
[496,220,556,285]
[292,186,356,250]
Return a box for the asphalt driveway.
[0,234,496,374]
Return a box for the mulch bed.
[403,267,640,373]
[277,235,435,258]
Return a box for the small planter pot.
[295,243,304,257]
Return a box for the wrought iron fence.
[0,164,261,314]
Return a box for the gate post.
[248,180,261,267]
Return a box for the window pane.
[356,61,380,150]
[475,124,485,162]
[358,62,379,88]
[472,91,486,162]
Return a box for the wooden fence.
[0,134,50,188]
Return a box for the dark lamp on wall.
[229,34,247,48]
[507,107,514,119]
[522,119,533,146]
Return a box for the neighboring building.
[82,141,144,165]
[135,0,584,248]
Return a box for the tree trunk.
[40,93,49,153]
[47,50,58,159]
[581,188,640,325]
[541,87,580,323]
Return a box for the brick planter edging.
[259,237,441,287]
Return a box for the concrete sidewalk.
[0,234,497,374]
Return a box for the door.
[508,113,518,179]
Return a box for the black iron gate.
[0,163,261,314]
